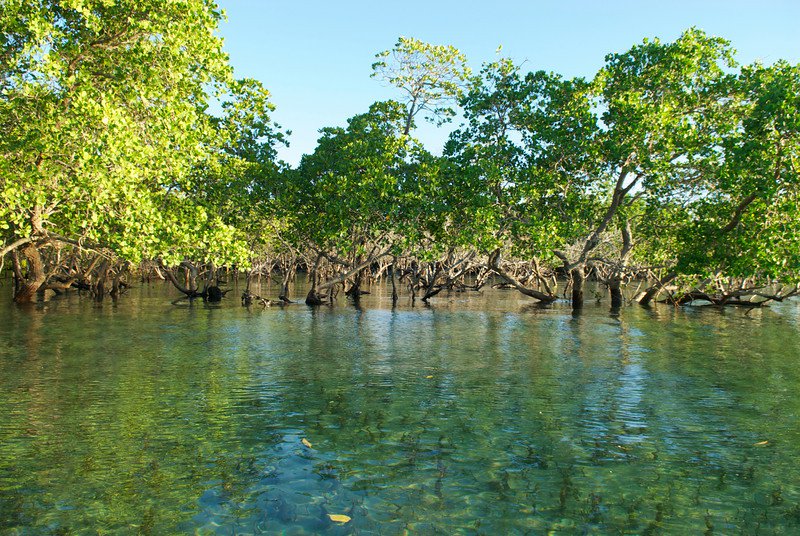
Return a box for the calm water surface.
[1,280,800,534]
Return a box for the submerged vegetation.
[1,1,798,309]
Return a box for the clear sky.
[216,0,800,166]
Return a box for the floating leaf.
[425,375,434,379]
[754,440,769,446]
[328,514,351,523]
[301,438,313,448]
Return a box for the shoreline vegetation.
[2,3,798,311]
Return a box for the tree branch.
[721,193,757,233]
[0,237,34,258]
[317,247,392,290]
[489,250,557,303]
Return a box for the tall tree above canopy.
[371,36,471,135]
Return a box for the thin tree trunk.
[110,271,122,299]
[152,263,166,281]
[408,260,419,304]
[160,262,203,298]
[390,256,399,305]
[317,248,391,292]
[403,97,417,136]
[345,270,363,302]
[182,262,199,294]
[610,219,633,309]
[279,257,296,303]
[421,262,442,303]
[305,254,324,305]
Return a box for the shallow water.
[1,279,800,534]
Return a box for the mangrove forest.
[1,2,798,311]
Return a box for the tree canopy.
[1,22,798,308]
[0,0,282,301]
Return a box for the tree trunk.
[345,271,363,302]
[13,243,46,304]
[421,262,442,303]
[111,272,121,298]
[94,261,110,301]
[203,262,223,302]
[151,263,166,281]
[317,247,391,295]
[609,278,623,308]
[570,266,585,309]
[610,219,632,309]
[183,262,199,294]
[305,289,324,306]
[161,262,203,298]
[408,260,419,304]
[279,260,296,303]
[390,256,399,305]
[310,254,322,292]
[403,96,417,136]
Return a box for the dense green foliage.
[0,0,284,301]
[1,11,797,306]
[289,101,436,259]
[1,0,241,263]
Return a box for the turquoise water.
[1,281,800,534]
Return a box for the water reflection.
[0,283,799,533]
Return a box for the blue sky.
[217,0,800,166]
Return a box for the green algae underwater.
[1,282,800,534]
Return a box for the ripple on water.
[0,285,799,533]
